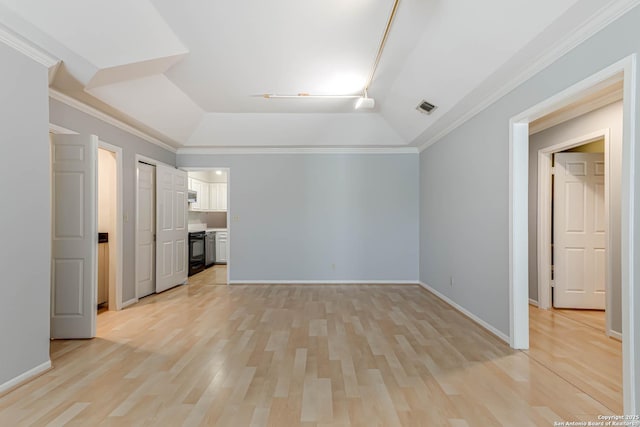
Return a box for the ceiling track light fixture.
[355,89,375,110]
[258,0,400,110]
[260,93,361,99]
[356,0,400,110]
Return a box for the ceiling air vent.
[416,100,437,115]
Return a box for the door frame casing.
[508,54,637,412]
[537,129,612,336]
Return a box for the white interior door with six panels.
[136,162,156,298]
[51,134,98,339]
[553,152,606,309]
[155,164,188,293]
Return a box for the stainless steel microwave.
[187,190,197,203]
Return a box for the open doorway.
[532,122,620,338]
[184,168,230,286]
[528,75,624,343]
[527,120,622,412]
[508,56,637,413]
[49,129,124,340]
[97,144,122,313]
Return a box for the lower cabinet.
[215,231,227,263]
[97,242,109,305]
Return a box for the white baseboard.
[0,360,51,396]
[418,282,510,343]
[529,298,539,307]
[228,280,418,285]
[608,330,622,341]
[121,298,139,309]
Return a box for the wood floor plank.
[527,305,622,414]
[0,272,622,426]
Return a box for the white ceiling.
[0,0,624,149]
[153,0,393,113]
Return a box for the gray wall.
[419,4,640,342]
[179,154,419,282]
[49,99,176,302]
[0,44,51,386]
[529,101,622,333]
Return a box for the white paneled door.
[155,164,188,293]
[51,134,98,339]
[554,152,606,309]
[136,162,156,298]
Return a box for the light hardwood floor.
[187,265,228,287]
[0,278,620,426]
[527,306,621,414]
[551,307,607,333]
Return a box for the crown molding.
[49,89,178,154]
[418,0,640,153]
[176,146,419,155]
[0,23,59,69]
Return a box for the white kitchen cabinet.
[217,183,227,211]
[209,183,219,211]
[189,178,210,211]
[189,177,227,212]
[207,183,227,211]
[200,181,210,211]
[215,231,227,263]
[189,178,203,211]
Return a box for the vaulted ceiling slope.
[0,0,633,150]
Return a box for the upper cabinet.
[188,177,207,211]
[188,175,227,212]
[209,183,227,211]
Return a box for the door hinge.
[550,280,555,288]
[551,167,556,175]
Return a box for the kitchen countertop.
[188,225,206,232]
[188,224,227,233]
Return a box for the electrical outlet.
[232,215,240,222]
[331,263,336,271]
[450,276,454,287]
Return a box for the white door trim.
[509,54,637,413]
[98,140,124,311]
[536,129,611,326]
[226,168,231,286]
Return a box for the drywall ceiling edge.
[416,0,640,153]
